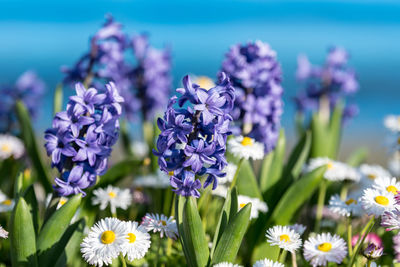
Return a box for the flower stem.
[277,248,283,262]
[347,216,375,267]
[229,158,244,190]
[291,252,298,267]
[367,260,372,267]
[119,254,127,267]
[154,237,163,267]
[347,217,353,257]
[315,180,327,232]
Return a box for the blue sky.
[1,0,399,159]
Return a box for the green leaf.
[23,185,40,235]
[346,147,368,167]
[310,114,329,158]
[10,197,38,267]
[210,187,238,257]
[14,172,24,198]
[37,194,82,266]
[259,129,285,194]
[181,197,210,267]
[212,203,251,265]
[327,103,343,158]
[175,195,189,259]
[251,242,280,264]
[15,101,52,193]
[284,131,311,179]
[53,83,63,115]
[269,166,327,225]
[236,160,262,199]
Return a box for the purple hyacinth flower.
[44,129,76,164]
[54,165,96,197]
[74,125,109,166]
[53,111,94,137]
[70,83,107,115]
[183,139,216,173]
[105,82,124,115]
[170,171,202,198]
[176,75,199,106]
[194,89,226,125]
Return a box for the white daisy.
[133,170,170,189]
[388,152,400,177]
[0,225,8,239]
[131,141,149,159]
[0,134,24,159]
[228,136,264,160]
[121,221,151,261]
[92,186,132,215]
[304,158,359,182]
[193,75,216,90]
[213,262,242,267]
[141,213,178,239]
[361,188,396,217]
[373,176,400,195]
[238,195,268,219]
[56,196,69,210]
[219,163,237,185]
[358,164,391,187]
[303,232,347,266]
[289,223,307,235]
[253,258,284,267]
[0,191,14,212]
[265,225,302,252]
[212,184,229,198]
[328,194,363,217]
[80,217,128,267]
[384,115,400,132]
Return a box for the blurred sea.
[0,0,399,163]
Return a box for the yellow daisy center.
[108,191,116,199]
[318,242,332,252]
[161,220,167,226]
[375,195,389,206]
[0,144,10,152]
[345,198,357,205]
[239,203,246,208]
[59,198,67,206]
[326,162,334,170]
[241,137,253,146]
[367,174,376,180]
[127,233,136,243]
[101,230,116,244]
[168,171,174,176]
[279,234,290,242]
[196,76,215,90]
[1,199,12,206]
[387,185,398,195]
[143,157,151,166]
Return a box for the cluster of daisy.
[304,157,360,182]
[0,135,24,160]
[266,225,348,266]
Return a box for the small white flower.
[228,136,264,160]
[219,163,237,185]
[0,190,14,212]
[213,262,242,267]
[133,170,170,189]
[304,232,347,266]
[388,152,400,177]
[80,217,128,267]
[361,188,396,217]
[92,186,132,215]
[358,164,391,187]
[0,134,24,159]
[266,225,302,252]
[373,176,400,195]
[289,223,307,235]
[328,194,363,217]
[192,75,216,90]
[238,195,268,219]
[212,184,229,198]
[384,115,400,132]
[121,221,151,261]
[253,258,284,267]
[304,158,359,182]
[131,141,149,159]
[141,213,178,239]
[0,225,8,239]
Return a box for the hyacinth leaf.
[285,131,311,179]
[23,185,40,235]
[53,83,63,115]
[259,152,273,191]
[13,172,24,198]
[259,129,285,194]
[346,147,368,167]
[210,187,238,257]
[236,160,262,199]
[175,195,191,262]
[327,103,343,158]
[95,158,142,188]
[37,194,82,266]
[269,166,327,225]
[181,197,210,267]
[10,197,38,267]
[15,101,52,193]
[251,242,280,264]
[64,218,86,266]
[211,203,251,265]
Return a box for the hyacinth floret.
[221,40,283,153]
[154,72,235,197]
[44,82,123,196]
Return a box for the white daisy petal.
[328,194,363,217]
[384,115,400,132]
[213,262,242,267]
[361,188,396,217]
[0,225,8,239]
[0,134,24,159]
[289,223,307,236]
[228,136,264,160]
[303,232,347,266]
[133,170,170,189]
[358,164,391,187]
[304,158,360,182]
[373,176,400,195]
[238,195,268,219]
[253,258,284,267]
[141,213,178,239]
[266,225,302,252]
[0,190,14,213]
[92,186,132,214]
[121,221,151,261]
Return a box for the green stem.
[347,216,375,267]
[229,158,244,190]
[154,237,162,267]
[120,119,133,157]
[119,254,127,267]
[291,252,298,267]
[367,260,372,267]
[315,180,327,232]
[347,217,353,257]
[340,182,349,200]
[277,248,283,262]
